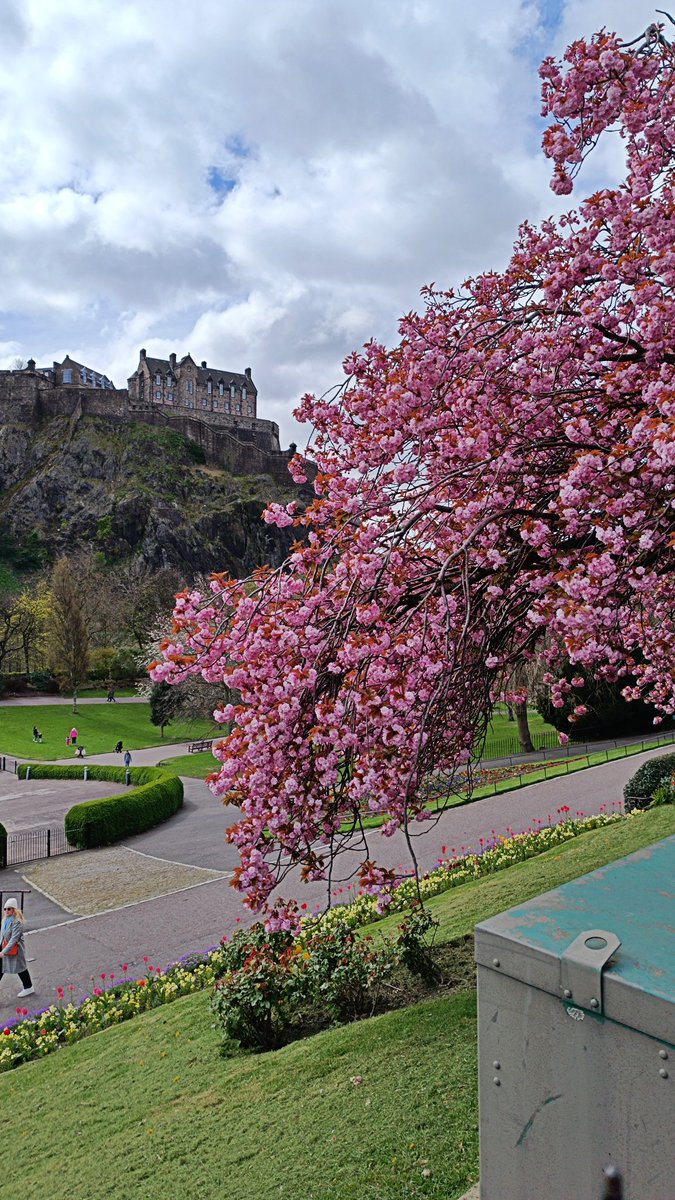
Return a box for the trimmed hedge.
[17,764,183,849]
[623,752,675,808]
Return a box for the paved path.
[0,741,670,1024]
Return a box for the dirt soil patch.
[22,847,227,915]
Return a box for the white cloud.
[0,0,663,443]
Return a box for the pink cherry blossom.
[152,21,675,915]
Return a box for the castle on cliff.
[0,352,297,483]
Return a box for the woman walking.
[0,898,34,997]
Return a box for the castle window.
[80,369,88,385]
[139,376,145,400]
[218,381,224,396]
[224,400,230,412]
[247,404,253,416]
[187,380,194,395]
[167,391,173,403]
[63,369,72,384]
[207,380,212,395]
[202,397,208,408]
[235,403,241,414]
[155,389,162,401]
[155,372,161,385]
[241,385,247,401]
[213,399,219,410]
[230,382,236,399]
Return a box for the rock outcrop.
[0,412,306,578]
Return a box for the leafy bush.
[212,919,402,1052]
[395,905,441,984]
[18,764,183,847]
[302,923,394,1022]
[28,670,58,694]
[623,753,675,809]
[649,782,675,807]
[212,927,302,1051]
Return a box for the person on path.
[114,740,123,754]
[0,898,34,998]
[32,726,38,742]
[70,727,78,745]
[106,688,116,703]
[123,750,132,768]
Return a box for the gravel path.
[22,846,227,915]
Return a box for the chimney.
[140,348,146,360]
[27,358,35,371]
[201,360,207,369]
[169,352,176,368]
[244,367,252,380]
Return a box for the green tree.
[46,557,90,711]
[149,680,181,737]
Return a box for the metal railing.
[3,826,79,868]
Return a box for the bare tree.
[46,557,90,711]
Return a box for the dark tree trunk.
[515,700,535,753]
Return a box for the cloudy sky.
[0,0,662,446]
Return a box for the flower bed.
[0,807,639,1072]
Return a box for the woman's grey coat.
[0,915,27,975]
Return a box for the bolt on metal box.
[475,834,674,1199]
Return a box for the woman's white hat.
[3,898,18,909]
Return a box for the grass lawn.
[158,748,221,777]
[1,807,672,1200]
[0,702,215,759]
[482,704,556,756]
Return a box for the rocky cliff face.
[0,412,305,578]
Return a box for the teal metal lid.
[475,834,675,1043]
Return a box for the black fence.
[3,826,79,868]
[482,727,675,764]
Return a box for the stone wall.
[0,370,295,484]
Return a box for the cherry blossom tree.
[151,20,675,921]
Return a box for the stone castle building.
[0,352,297,483]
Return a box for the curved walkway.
[0,739,670,1024]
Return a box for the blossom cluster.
[151,25,675,914]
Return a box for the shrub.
[395,905,441,984]
[302,923,394,1022]
[212,927,302,1051]
[649,781,675,807]
[65,775,183,848]
[18,764,183,847]
[212,920,398,1052]
[27,671,58,694]
[623,753,675,808]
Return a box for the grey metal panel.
[477,965,674,1200]
[475,834,675,1040]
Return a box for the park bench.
[188,739,213,753]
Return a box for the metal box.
[475,834,675,1199]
